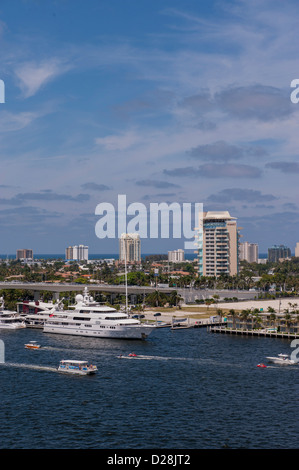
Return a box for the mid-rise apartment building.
[65,245,88,261]
[268,245,291,263]
[16,249,33,260]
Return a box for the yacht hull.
[43,324,155,340]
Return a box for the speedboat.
[118,354,138,359]
[266,353,297,365]
[57,360,98,375]
[25,341,41,350]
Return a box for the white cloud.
[14,58,72,98]
[95,130,141,151]
[0,110,41,132]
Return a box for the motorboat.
[57,360,98,375]
[266,353,297,365]
[0,297,26,329]
[43,287,156,340]
[118,353,138,359]
[0,313,26,329]
[171,317,193,330]
[24,341,41,350]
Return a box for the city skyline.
[0,1,298,254]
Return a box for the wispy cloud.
[164,163,262,178]
[207,188,277,203]
[14,58,73,98]
[265,161,299,173]
[95,130,141,151]
[0,191,90,205]
[135,179,180,189]
[81,182,112,191]
[215,85,294,122]
[187,140,268,162]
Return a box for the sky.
[0,0,298,255]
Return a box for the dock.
[171,319,226,330]
[209,326,299,339]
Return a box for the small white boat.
[57,360,98,375]
[0,297,26,329]
[25,341,41,350]
[266,353,297,365]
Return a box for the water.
[0,327,298,449]
[0,253,270,260]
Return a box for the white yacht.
[0,297,26,329]
[43,287,155,340]
[266,353,297,365]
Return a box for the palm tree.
[205,299,214,314]
[216,308,226,326]
[253,313,263,330]
[268,313,277,329]
[283,313,292,334]
[240,309,251,330]
[146,290,167,308]
[169,291,183,308]
[229,308,237,329]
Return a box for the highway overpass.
[0,281,257,303]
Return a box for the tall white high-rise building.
[295,242,299,257]
[168,249,185,263]
[119,233,141,263]
[65,245,88,261]
[239,242,258,263]
[196,211,240,277]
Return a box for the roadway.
[0,281,257,302]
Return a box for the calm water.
[0,326,298,449]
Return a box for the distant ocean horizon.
[0,252,269,260]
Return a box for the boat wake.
[1,362,58,373]
[118,354,199,361]
[117,354,246,368]
[41,346,69,352]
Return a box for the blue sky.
[0,0,298,255]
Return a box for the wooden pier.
[209,326,299,339]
